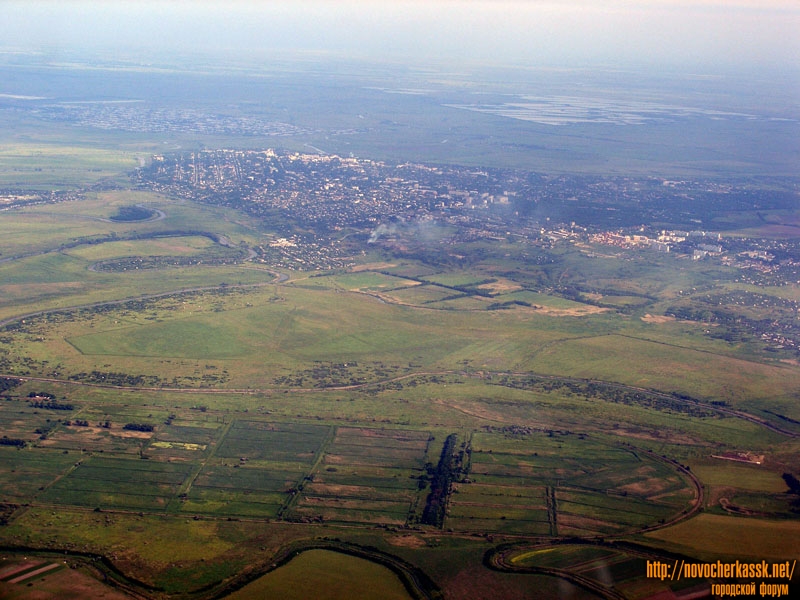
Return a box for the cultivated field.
[1,160,798,598]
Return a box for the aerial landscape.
[0,1,798,599]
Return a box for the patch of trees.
[27,393,73,410]
[782,473,800,495]
[29,401,73,410]
[782,473,800,513]
[0,436,26,447]
[666,296,800,351]
[494,375,718,417]
[764,410,800,426]
[558,284,654,313]
[421,434,459,527]
[0,378,21,393]
[487,300,531,310]
[35,422,57,438]
[92,247,246,273]
[445,280,497,298]
[0,502,19,526]
[68,371,164,387]
[273,361,375,388]
[123,423,154,432]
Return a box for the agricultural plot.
[289,427,432,525]
[0,211,136,258]
[505,544,694,599]
[500,290,596,311]
[0,447,76,503]
[39,456,192,511]
[183,420,331,517]
[430,296,493,311]
[376,263,441,280]
[646,514,800,560]
[447,431,693,536]
[379,283,462,306]
[66,316,255,360]
[528,334,800,412]
[64,236,216,261]
[38,424,150,455]
[183,466,299,518]
[146,423,221,460]
[420,273,492,288]
[34,403,170,455]
[327,272,417,292]
[225,549,414,600]
[0,145,137,189]
[510,544,617,569]
[214,420,331,463]
[0,396,74,443]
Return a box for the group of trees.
[0,377,21,393]
[667,299,799,353]
[0,436,26,447]
[421,434,460,527]
[123,423,155,432]
[68,371,164,387]
[494,375,718,418]
[782,473,800,513]
[29,400,73,410]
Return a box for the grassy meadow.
[0,159,798,598]
[0,144,139,189]
[225,549,413,600]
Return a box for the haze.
[3,0,799,74]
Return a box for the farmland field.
[0,145,139,189]
[225,549,414,600]
[0,90,798,599]
[496,543,707,600]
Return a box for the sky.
[2,1,799,73]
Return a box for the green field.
[0,145,139,189]
[226,549,413,600]
[1,154,799,599]
[645,514,800,561]
[500,543,703,600]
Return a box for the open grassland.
[0,446,77,503]
[0,257,273,322]
[643,514,800,560]
[687,460,788,493]
[3,283,584,386]
[323,271,417,292]
[715,208,800,239]
[13,291,797,439]
[0,197,271,322]
[0,144,138,189]
[526,333,800,416]
[501,543,700,600]
[64,235,216,261]
[225,549,413,600]
[1,182,799,598]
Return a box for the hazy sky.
[3,1,799,72]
